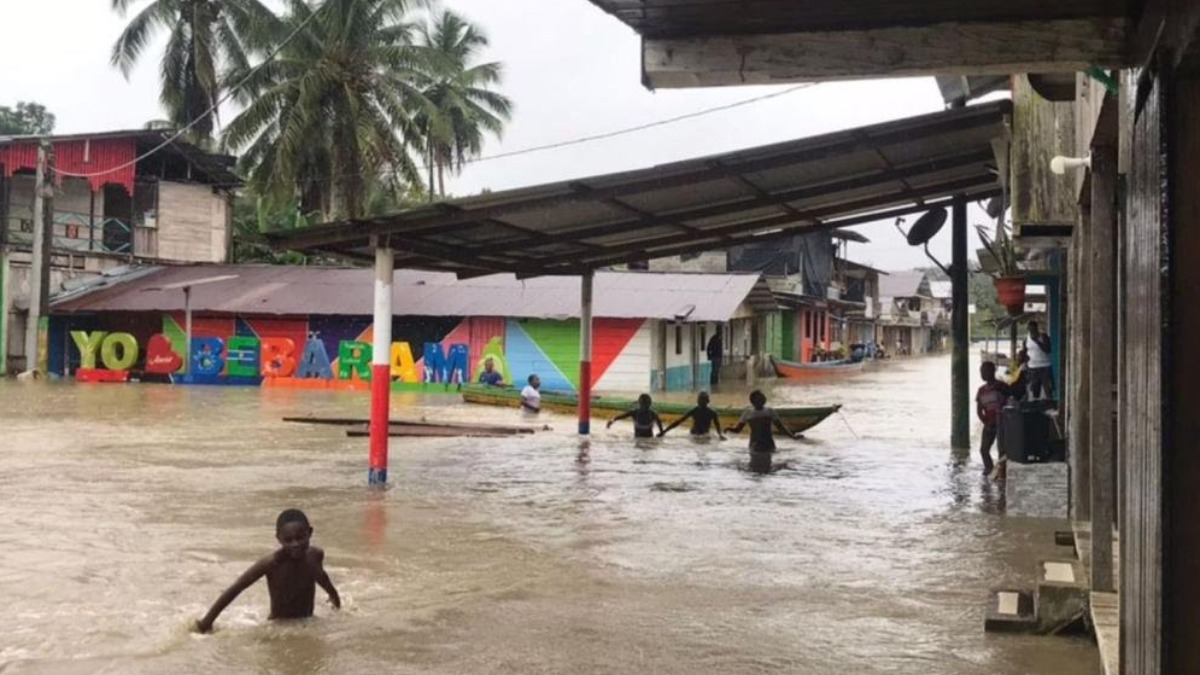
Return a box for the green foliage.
[224,0,456,220]
[975,223,1020,278]
[415,9,513,198]
[0,102,56,136]
[110,0,278,143]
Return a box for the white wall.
[595,321,653,391]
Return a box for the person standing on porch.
[706,331,724,387]
[1024,321,1054,400]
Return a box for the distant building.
[878,271,949,355]
[0,130,240,372]
[49,266,774,392]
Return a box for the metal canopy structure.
[583,0,1131,87]
[272,101,1011,277]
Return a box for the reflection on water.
[0,356,1097,674]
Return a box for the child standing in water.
[195,509,340,633]
[659,391,726,440]
[724,390,800,473]
[607,394,665,438]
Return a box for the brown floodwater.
[0,355,1098,674]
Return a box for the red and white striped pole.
[368,238,393,485]
[578,271,594,435]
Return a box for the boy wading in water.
[195,509,340,633]
[659,391,726,440]
[607,394,665,438]
[725,390,801,473]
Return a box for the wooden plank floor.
[1073,522,1120,675]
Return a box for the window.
[675,324,683,355]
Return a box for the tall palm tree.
[224,0,436,220]
[415,10,512,198]
[111,0,275,143]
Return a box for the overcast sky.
[0,0,996,271]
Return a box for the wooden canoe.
[771,356,866,380]
[460,385,842,435]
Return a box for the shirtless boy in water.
[725,390,801,473]
[607,394,665,438]
[195,509,340,633]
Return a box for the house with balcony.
[0,129,240,371]
[878,271,946,356]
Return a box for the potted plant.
[976,223,1026,315]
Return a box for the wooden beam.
[1088,139,1117,593]
[643,18,1129,87]
[1131,0,1200,70]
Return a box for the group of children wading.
[607,389,802,474]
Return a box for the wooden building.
[580,0,1200,671]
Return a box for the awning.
[270,101,1011,279]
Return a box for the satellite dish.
[984,196,1007,219]
[906,207,947,247]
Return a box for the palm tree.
[111,0,276,143]
[224,0,436,220]
[415,10,512,198]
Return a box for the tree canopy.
[0,102,56,136]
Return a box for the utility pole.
[24,141,52,375]
[950,195,970,450]
[0,161,8,374]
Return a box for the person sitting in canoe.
[725,390,801,473]
[520,374,541,414]
[607,394,665,438]
[659,391,726,440]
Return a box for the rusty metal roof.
[51,265,772,323]
[270,102,1011,279]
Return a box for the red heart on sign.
[145,334,183,374]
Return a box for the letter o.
[100,333,140,371]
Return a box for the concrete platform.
[984,589,1038,633]
[1036,558,1089,634]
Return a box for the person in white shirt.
[1024,321,1055,400]
[520,374,542,413]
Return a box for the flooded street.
[0,355,1098,674]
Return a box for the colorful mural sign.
[53,314,655,392]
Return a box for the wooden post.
[951,195,970,450]
[1070,209,1092,522]
[0,162,8,374]
[1089,141,1117,592]
[24,142,52,375]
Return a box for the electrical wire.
[54,3,326,180]
[239,82,820,188]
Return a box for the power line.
[54,3,326,180]
[291,82,820,187]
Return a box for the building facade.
[0,130,239,372]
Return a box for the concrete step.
[984,588,1038,634]
[1036,559,1090,634]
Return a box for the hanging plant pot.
[994,276,1027,315]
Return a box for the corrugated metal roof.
[879,272,929,298]
[271,102,1011,278]
[51,265,767,323]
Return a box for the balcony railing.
[3,211,132,254]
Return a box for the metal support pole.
[368,239,394,485]
[951,195,970,449]
[24,142,50,374]
[579,271,594,435]
[183,286,193,376]
[1089,142,1117,592]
